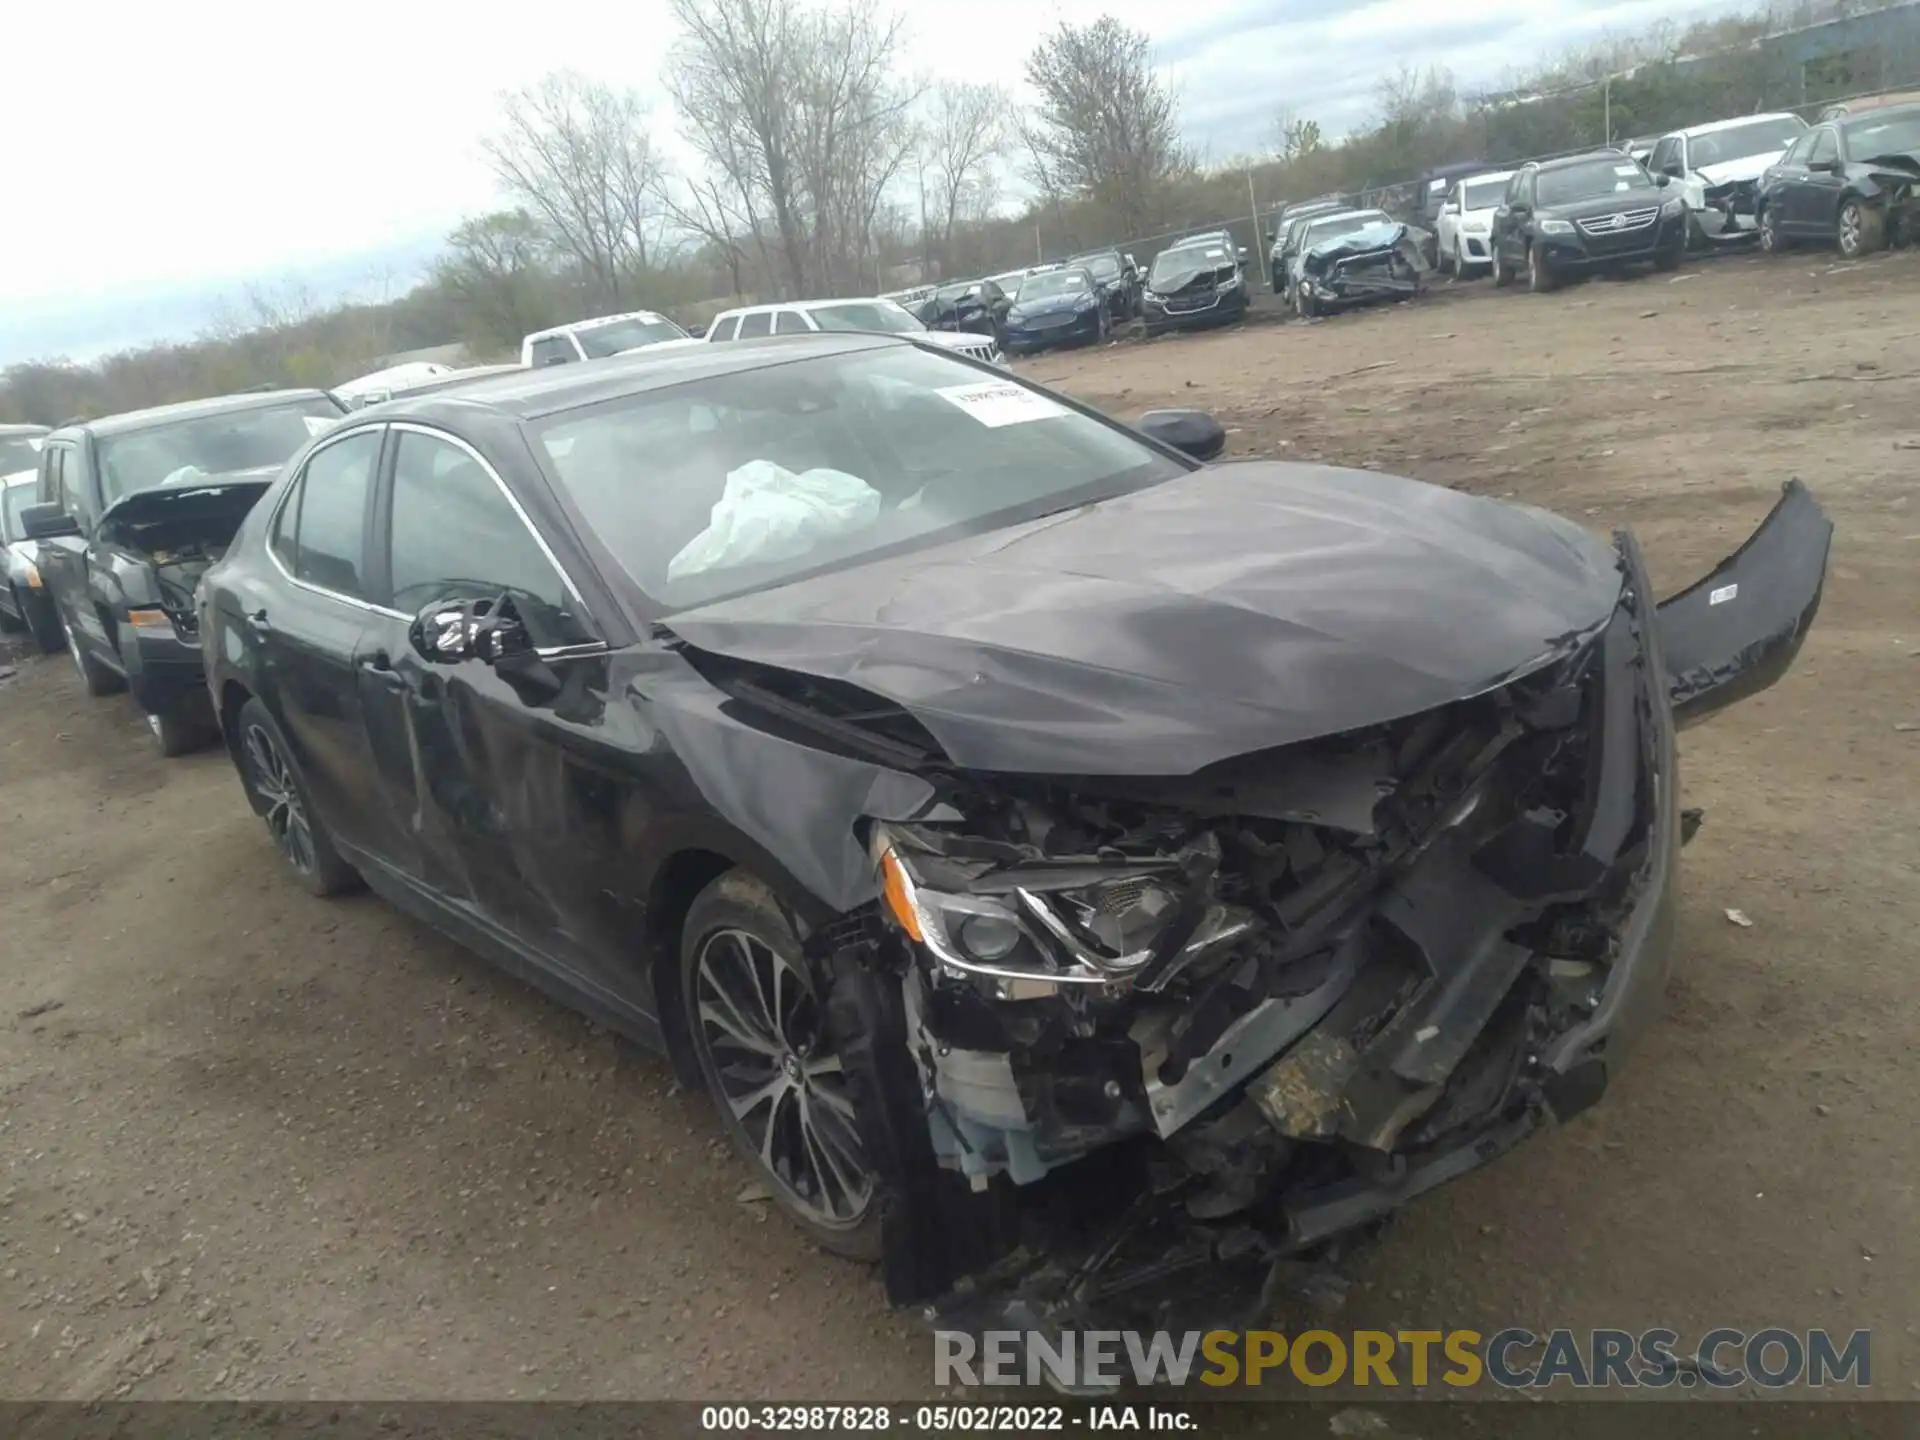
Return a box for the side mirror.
[1810,157,1841,174]
[1264,230,1276,243]
[1237,246,1249,261]
[537,352,570,368]
[410,593,532,666]
[20,502,79,541]
[1138,409,1226,462]
[1654,172,1673,187]
[1661,163,1685,179]
[1440,201,1460,216]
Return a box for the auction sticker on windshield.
[939,381,1069,428]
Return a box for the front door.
[360,424,609,971]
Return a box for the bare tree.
[483,71,668,307]
[667,0,917,298]
[433,210,559,353]
[921,80,1009,273]
[1275,115,1324,161]
[1021,16,1188,233]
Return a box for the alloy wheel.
[244,721,316,878]
[693,927,871,1229]
[1839,203,1862,257]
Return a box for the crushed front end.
[1299,223,1430,313]
[814,530,1684,1338]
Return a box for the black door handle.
[247,608,272,634]
[357,651,405,689]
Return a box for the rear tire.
[235,697,360,897]
[1491,246,1513,288]
[681,870,883,1262]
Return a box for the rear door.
[1766,130,1817,233]
[247,425,413,865]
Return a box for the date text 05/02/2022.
[699,1404,1196,1431]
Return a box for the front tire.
[63,615,126,696]
[1837,197,1885,258]
[1491,245,1513,288]
[1527,242,1559,293]
[235,697,360,897]
[681,871,881,1261]
[1759,206,1787,255]
[146,700,219,758]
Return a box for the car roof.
[1533,149,1635,173]
[1305,207,1388,226]
[1841,102,1920,126]
[0,423,49,438]
[1457,169,1516,187]
[526,310,672,341]
[3,469,36,487]
[1673,112,1802,137]
[719,298,902,317]
[1067,248,1120,260]
[385,331,903,422]
[51,388,337,440]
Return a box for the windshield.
[1844,111,1920,157]
[1689,117,1806,166]
[1073,254,1121,279]
[2,479,33,538]
[535,346,1184,610]
[1148,245,1233,286]
[0,436,41,474]
[935,283,975,303]
[1536,160,1656,206]
[1461,179,1508,210]
[1304,212,1388,246]
[1016,269,1092,302]
[577,318,690,358]
[807,302,923,335]
[95,397,342,507]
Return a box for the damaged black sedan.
[197,335,1831,1340]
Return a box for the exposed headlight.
[22,561,41,588]
[1215,273,1241,291]
[872,823,1218,994]
[1661,197,1687,217]
[1538,218,1575,235]
[1461,218,1490,233]
[1143,290,1166,305]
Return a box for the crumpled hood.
[1698,152,1785,185]
[96,465,281,549]
[664,462,1626,776]
[1010,292,1094,319]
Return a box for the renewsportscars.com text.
[933,1327,1872,1391]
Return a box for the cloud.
[0,0,1764,363]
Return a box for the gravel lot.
[3,249,1917,1401]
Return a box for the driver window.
[386,431,576,629]
[1781,132,1815,164]
[738,311,773,339]
[709,316,741,342]
[1808,129,1840,165]
[772,310,810,335]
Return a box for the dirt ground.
[2,250,1917,1402]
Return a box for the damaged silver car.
[198,335,1832,1344]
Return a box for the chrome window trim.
[263,424,409,620]
[387,421,599,627]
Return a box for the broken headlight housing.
[870,822,1252,997]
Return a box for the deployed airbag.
[668,460,879,582]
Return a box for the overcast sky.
[0,0,1749,364]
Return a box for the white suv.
[703,298,1005,367]
[1435,170,1515,275]
[1645,114,1808,246]
[520,311,694,367]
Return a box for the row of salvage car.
[0,325,1835,1366]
